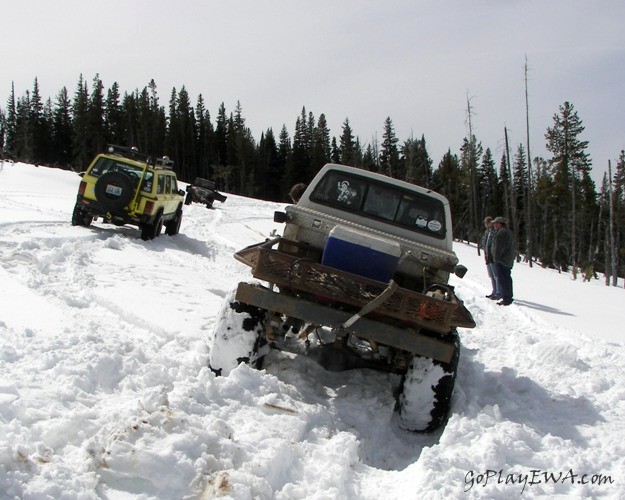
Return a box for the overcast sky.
[3,0,624,183]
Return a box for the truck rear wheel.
[208,286,268,376]
[398,333,459,432]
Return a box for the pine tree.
[339,118,355,167]
[195,94,214,179]
[214,102,228,168]
[175,86,197,182]
[477,147,499,219]
[52,87,73,167]
[400,136,418,184]
[512,143,528,254]
[330,137,340,163]
[612,151,625,280]
[432,150,465,239]
[122,90,139,148]
[0,109,5,154]
[29,78,49,163]
[87,74,106,156]
[532,157,560,267]
[3,83,17,158]
[310,113,331,175]
[545,101,594,271]
[379,117,399,177]
[362,143,377,171]
[258,128,282,201]
[287,107,312,188]
[147,79,167,156]
[277,124,292,193]
[228,101,257,196]
[72,75,91,170]
[353,137,364,168]
[460,135,483,244]
[104,82,124,146]
[415,135,433,187]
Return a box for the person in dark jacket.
[481,216,501,299]
[491,216,515,305]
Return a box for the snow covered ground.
[1,160,624,499]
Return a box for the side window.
[141,172,154,193]
[165,175,172,194]
[157,175,165,195]
[171,177,178,192]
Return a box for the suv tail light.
[78,181,87,196]
[144,201,154,215]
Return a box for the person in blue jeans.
[481,216,501,300]
[491,216,515,306]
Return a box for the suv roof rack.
[105,144,174,169]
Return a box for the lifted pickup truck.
[208,164,475,431]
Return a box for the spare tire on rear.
[94,171,135,211]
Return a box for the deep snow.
[1,160,624,499]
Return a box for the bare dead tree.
[608,160,618,286]
[524,57,534,267]
[504,127,519,251]
[465,93,479,246]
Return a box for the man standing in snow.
[481,216,501,300]
[491,216,515,306]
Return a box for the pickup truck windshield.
[309,169,446,238]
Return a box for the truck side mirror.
[454,264,468,279]
[274,211,288,223]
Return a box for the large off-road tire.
[140,213,163,241]
[165,207,183,236]
[208,287,268,376]
[71,203,93,227]
[94,171,135,211]
[398,332,460,432]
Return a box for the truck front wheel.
[398,333,459,432]
[208,286,268,376]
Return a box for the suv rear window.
[309,169,446,238]
[89,157,145,178]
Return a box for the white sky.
[2,0,624,183]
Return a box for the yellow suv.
[72,145,185,240]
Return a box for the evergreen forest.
[1,75,624,282]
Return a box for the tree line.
[0,75,623,282]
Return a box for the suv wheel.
[71,203,93,227]
[208,286,269,376]
[94,171,135,211]
[141,213,163,241]
[398,333,459,432]
[165,208,183,236]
